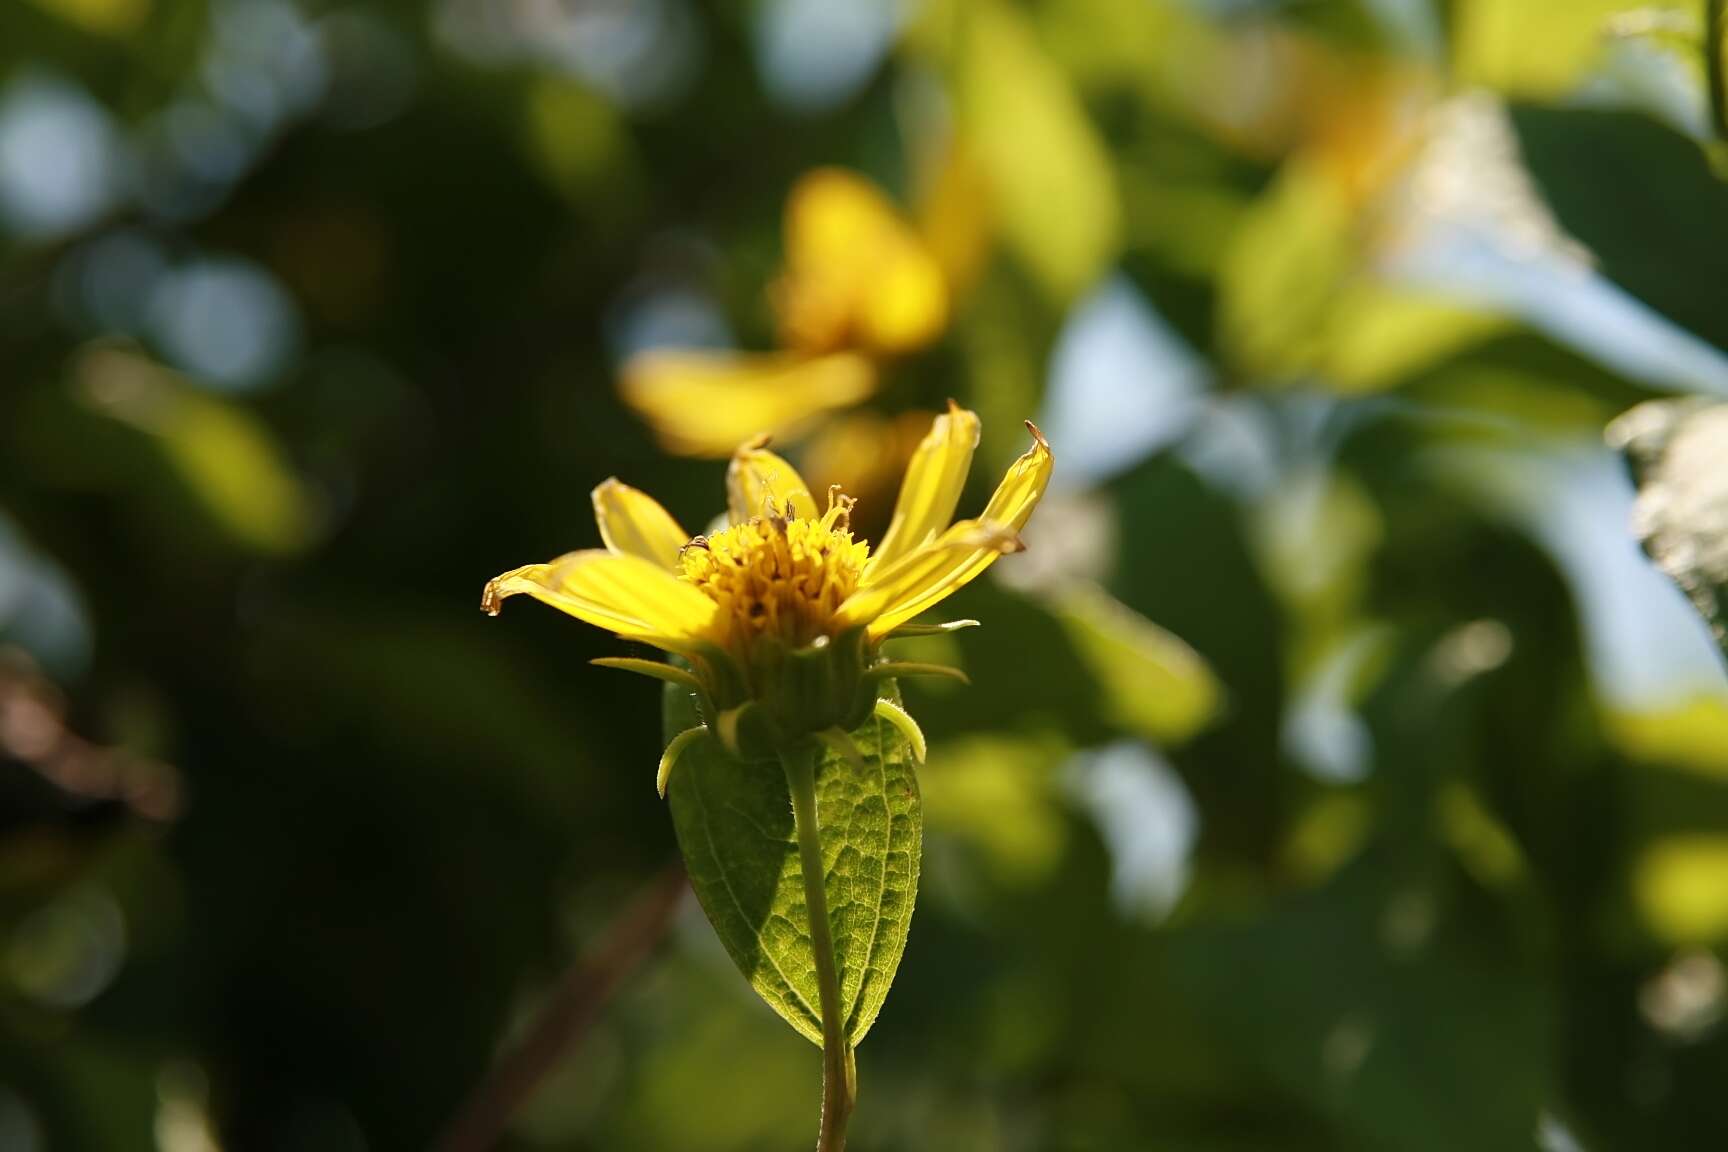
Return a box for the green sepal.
[884,619,981,638]
[863,661,971,686]
[593,656,703,693]
[656,724,711,798]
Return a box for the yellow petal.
[869,401,981,570]
[836,519,1023,637]
[482,550,717,646]
[727,441,819,524]
[844,423,1053,637]
[776,168,949,356]
[980,421,1054,530]
[592,478,689,570]
[620,349,876,458]
[859,247,949,355]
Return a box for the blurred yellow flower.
[772,168,950,356]
[619,350,875,458]
[621,164,971,457]
[483,406,1051,771]
[798,409,942,542]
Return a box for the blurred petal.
[870,401,981,569]
[482,550,717,645]
[727,442,818,524]
[620,349,875,458]
[776,168,948,356]
[592,478,689,569]
[798,409,934,541]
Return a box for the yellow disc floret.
[679,496,870,652]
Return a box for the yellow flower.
[482,406,1052,778]
[619,350,875,459]
[620,165,969,458]
[771,167,949,358]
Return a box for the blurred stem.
[436,863,686,1152]
[1710,0,1728,140]
[781,741,855,1152]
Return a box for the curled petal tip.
[480,580,505,616]
[1024,419,1049,450]
[740,432,773,453]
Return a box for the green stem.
[780,741,855,1152]
[1710,0,1728,141]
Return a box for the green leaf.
[1049,582,1221,745]
[662,684,922,1047]
[1450,0,1666,96]
[73,346,314,555]
[1608,398,1728,657]
[1513,105,1728,354]
[1219,158,1510,391]
[957,0,1121,302]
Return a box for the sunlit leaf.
[663,683,921,1047]
[522,76,640,216]
[1609,696,1728,779]
[1452,0,1686,96]
[1217,157,1355,382]
[1049,582,1220,745]
[920,732,1068,889]
[1324,293,1512,393]
[1220,157,1508,390]
[956,0,1121,302]
[1609,398,1728,655]
[73,347,314,555]
[1635,835,1728,944]
[1436,782,1526,888]
[1281,791,1373,885]
[23,0,148,35]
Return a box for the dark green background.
[4,0,1728,1149]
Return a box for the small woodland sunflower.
[482,404,1051,771]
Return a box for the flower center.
[679,497,869,650]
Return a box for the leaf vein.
[688,754,821,1030]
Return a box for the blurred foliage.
[6,0,1728,1150]
[1611,397,1728,651]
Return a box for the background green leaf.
[1514,106,1728,354]
[662,684,921,1047]
[953,0,1122,302]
